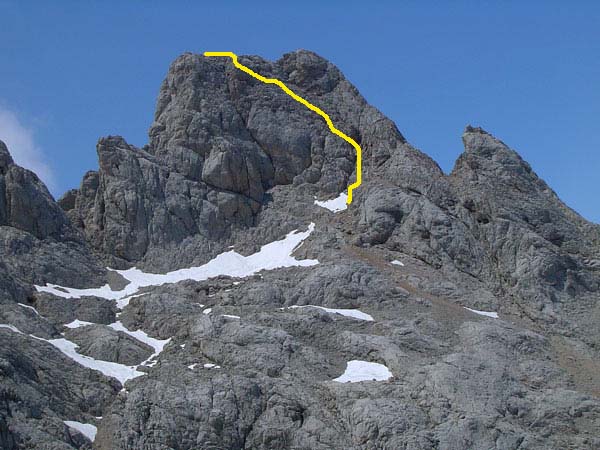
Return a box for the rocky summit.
[1,50,599,450]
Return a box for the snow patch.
[391,260,405,267]
[26,226,319,386]
[222,314,240,319]
[18,303,40,315]
[314,193,348,212]
[64,319,94,329]
[464,307,499,319]
[35,224,318,302]
[332,360,393,383]
[0,324,23,334]
[36,282,120,301]
[288,305,373,321]
[2,323,144,384]
[189,362,221,370]
[116,293,148,310]
[64,420,97,442]
[39,337,143,384]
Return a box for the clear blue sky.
[1,1,598,222]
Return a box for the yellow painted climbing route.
[204,51,362,205]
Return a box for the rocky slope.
[1,50,599,449]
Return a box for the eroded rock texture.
[1,51,599,449]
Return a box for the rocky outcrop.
[450,127,599,313]
[0,142,112,449]
[356,125,600,339]
[64,325,154,365]
[0,141,105,305]
[0,327,119,449]
[0,140,72,241]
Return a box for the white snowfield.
[464,307,499,319]
[0,324,144,384]
[332,360,393,383]
[10,225,318,387]
[39,338,144,384]
[18,303,40,315]
[390,260,405,267]
[188,363,221,370]
[64,319,94,329]
[63,319,170,369]
[64,420,97,442]
[35,224,318,301]
[314,193,348,213]
[288,305,373,321]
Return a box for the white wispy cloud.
[0,105,57,193]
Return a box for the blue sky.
[1,1,598,222]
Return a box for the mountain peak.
[3,49,600,450]
[0,139,14,172]
[456,125,535,180]
[462,125,512,156]
[463,124,491,134]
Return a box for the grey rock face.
[63,51,444,271]
[0,328,118,449]
[0,302,59,339]
[0,140,105,298]
[0,140,74,241]
[356,126,600,338]
[63,134,232,269]
[34,293,118,327]
[0,143,110,448]
[64,325,153,365]
[2,52,600,449]
[93,263,600,450]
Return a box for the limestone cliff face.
[62,51,444,270]
[0,139,104,304]
[358,125,600,327]
[1,140,75,241]
[1,52,599,450]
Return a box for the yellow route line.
[204,51,362,205]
